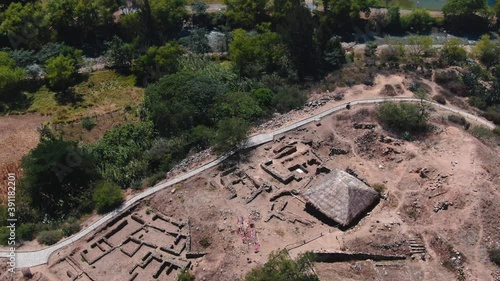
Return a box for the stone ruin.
[50,206,202,281]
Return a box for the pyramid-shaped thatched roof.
[303,169,378,226]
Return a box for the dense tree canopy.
[443,0,490,33]
[0,2,50,49]
[44,54,78,90]
[225,0,268,29]
[93,181,124,214]
[91,122,156,187]
[229,27,288,78]
[145,71,226,136]
[0,51,25,99]
[20,138,97,220]
[132,41,184,84]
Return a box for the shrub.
[447,114,467,126]
[37,229,64,245]
[489,249,500,266]
[493,126,500,135]
[440,38,467,66]
[199,236,211,248]
[44,55,78,91]
[212,118,250,153]
[484,106,500,125]
[143,172,165,187]
[470,126,495,139]
[433,95,447,105]
[401,9,435,34]
[376,102,428,133]
[93,181,124,214]
[178,269,196,281]
[18,223,36,241]
[245,250,319,281]
[0,227,10,245]
[372,183,387,194]
[61,220,81,237]
[81,117,96,131]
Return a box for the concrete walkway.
[0,97,494,268]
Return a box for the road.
[0,97,494,268]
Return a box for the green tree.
[440,38,467,66]
[443,0,488,15]
[91,122,156,187]
[179,28,211,54]
[225,0,268,29]
[0,2,50,49]
[387,5,402,33]
[149,0,188,40]
[36,42,84,65]
[213,91,264,121]
[118,13,147,42]
[145,71,226,136]
[442,0,490,33]
[472,35,500,67]
[401,9,435,34]
[132,41,184,84]
[105,36,138,72]
[44,55,78,91]
[322,0,375,32]
[323,36,346,71]
[20,138,97,220]
[405,35,434,69]
[245,250,319,281]
[364,41,377,66]
[376,102,429,133]
[37,230,64,245]
[47,0,118,45]
[212,117,250,152]
[273,0,317,80]
[0,51,26,100]
[93,181,124,214]
[229,28,288,78]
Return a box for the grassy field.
[26,71,144,123]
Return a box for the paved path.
[0,97,494,268]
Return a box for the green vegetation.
[473,35,500,68]
[199,236,212,248]
[20,138,97,220]
[470,126,496,140]
[401,9,435,34]
[443,0,490,33]
[433,95,447,105]
[37,229,64,246]
[93,181,124,214]
[377,102,428,134]
[178,269,196,281]
[489,249,500,266]
[45,55,78,91]
[372,183,387,194]
[440,38,467,66]
[90,122,156,187]
[245,250,319,281]
[26,71,143,123]
[81,117,96,131]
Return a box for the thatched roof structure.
[303,169,378,226]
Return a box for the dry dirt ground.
[12,102,499,281]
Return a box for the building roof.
[303,169,378,226]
